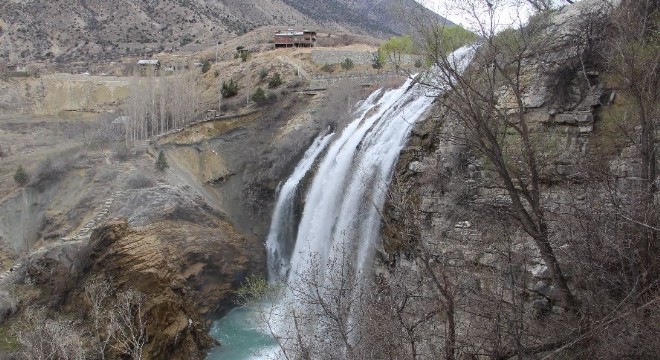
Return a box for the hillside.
[0,0,449,64]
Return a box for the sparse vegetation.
[221,79,239,98]
[251,87,267,105]
[240,50,250,62]
[201,60,211,74]
[259,68,269,81]
[155,150,169,172]
[125,173,155,189]
[268,73,283,88]
[113,143,132,162]
[321,63,336,73]
[340,58,354,72]
[372,51,384,70]
[13,165,29,186]
[180,36,193,47]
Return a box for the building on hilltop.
[136,59,161,76]
[274,29,317,48]
[137,59,161,68]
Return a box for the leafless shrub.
[85,276,115,360]
[30,157,70,186]
[15,306,87,360]
[125,174,155,189]
[110,289,147,360]
[113,143,132,161]
[316,79,370,130]
[98,168,118,183]
[287,78,306,89]
[88,113,125,147]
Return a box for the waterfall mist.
[259,45,476,358]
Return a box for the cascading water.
[266,130,335,283]
[268,76,436,356]
[208,45,476,359]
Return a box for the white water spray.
[260,45,476,358]
[266,130,334,282]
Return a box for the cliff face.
[80,220,217,360]
[0,136,268,358]
[0,74,129,116]
[380,1,659,358]
[3,212,261,359]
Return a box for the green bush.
[221,79,239,98]
[321,63,335,73]
[155,150,169,171]
[372,52,384,70]
[341,58,354,71]
[240,50,250,62]
[13,165,29,186]
[426,25,477,55]
[236,274,275,305]
[259,68,269,80]
[180,36,193,47]
[252,87,267,105]
[268,73,283,88]
[201,60,211,74]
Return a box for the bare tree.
[84,276,118,360]
[111,289,148,360]
[16,306,87,360]
[607,0,659,291]
[420,0,578,310]
[285,251,366,359]
[123,71,201,146]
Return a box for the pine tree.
[251,87,267,105]
[155,150,169,172]
[14,165,29,186]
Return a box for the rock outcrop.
[80,220,214,360]
[380,1,659,357]
[3,213,261,359]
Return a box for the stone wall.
[311,49,421,66]
[308,71,403,89]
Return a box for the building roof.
[137,59,160,65]
[275,29,316,36]
[275,31,304,36]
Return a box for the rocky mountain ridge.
[0,0,448,64]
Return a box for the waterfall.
[260,45,476,357]
[266,130,334,283]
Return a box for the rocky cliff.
[379,1,659,358]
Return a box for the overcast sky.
[415,0,567,32]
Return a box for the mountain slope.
[0,0,449,64]
[282,0,452,36]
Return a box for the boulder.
[553,112,593,125]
